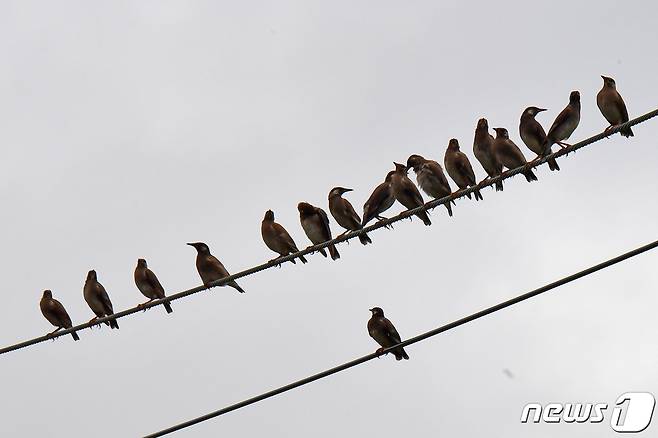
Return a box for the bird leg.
[88,317,101,328]
[479,176,491,184]
[556,141,570,148]
[375,347,386,357]
[268,257,283,268]
[375,216,393,229]
[137,299,155,312]
[46,327,62,339]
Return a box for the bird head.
[297,202,315,215]
[524,106,547,117]
[86,270,97,281]
[393,162,409,174]
[369,307,384,317]
[447,138,460,152]
[404,156,423,171]
[329,187,353,199]
[569,90,580,104]
[493,127,509,139]
[187,242,210,253]
[264,210,275,221]
[384,170,395,182]
[42,290,53,299]
[601,75,616,88]
[476,118,489,131]
[137,258,147,268]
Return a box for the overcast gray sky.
[1,1,657,436]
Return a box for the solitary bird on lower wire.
[328,187,372,245]
[444,138,484,200]
[40,290,80,341]
[367,307,409,361]
[261,210,308,264]
[406,156,453,216]
[83,270,119,329]
[473,118,504,191]
[298,202,340,260]
[492,127,538,183]
[546,91,581,149]
[597,75,633,137]
[187,242,245,292]
[362,171,395,226]
[390,162,432,225]
[134,258,173,313]
[519,106,560,171]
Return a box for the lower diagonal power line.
[1,109,657,355]
[144,238,658,437]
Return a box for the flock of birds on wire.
[38,75,633,359]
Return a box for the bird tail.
[620,126,634,137]
[494,180,503,191]
[394,348,410,361]
[465,192,472,200]
[548,157,560,171]
[110,318,119,330]
[417,211,431,226]
[329,244,340,260]
[289,257,297,264]
[474,189,484,201]
[358,232,372,245]
[523,169,538,182]
[163,301,174,314]
[71,331,80,341]
[229,281,246,293]
[444,203,453,217]
[298,254,308,264]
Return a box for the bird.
[328,187,372,245]
[40,290,80,341]
[444,138,484,200]
[367,307,409,361]
[473,118,504,191]
[406,156,453,216]
[597,75,633,137]
[187,242,245,293]
[390,162,432,225]
[519,106,560,171]
[261,210,308,264]
[546,91,581,148]
[492,127,538,182]
[134,258,173,313]
[83,270,119,329]
[362,171,396,226]
[298,202,340,260]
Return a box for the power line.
[143,238,658,437]
[1,109,657,356]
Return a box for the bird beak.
[186,242,195,247]
[343,188,354,193]
[601,75,606,80]
[537,108,547,112]
[368,308,374,312]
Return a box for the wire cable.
[1,108,657,356]
[144,238,658,437]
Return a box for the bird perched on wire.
[261,210,307,264]
[40,290,80,341]
[367,307,409,361]
[519,106,559,171]
[187,242,245,293]
[362,171,395,227]
[134,258,173,313]
[597,75,633,137]
[390,162,432,225]
[298,202,340,260]
[83,270,119,329]
[328,187,372,245]
[473,118,504,191]
[405,156,454,216]
[492,127,538,182]
[546,91,581,149]
[444,139,483,200]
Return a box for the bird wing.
[52,300,73,328]
[146,268,165,297]
[273,222,299,251]
[456,153,477,185]
[98,284,114,314]
[317,207,332,236]
[342,198,362,229]
[548,107,570,136]
[618,91,630,122]
[382,318,403,345]
[424,160,451,187]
